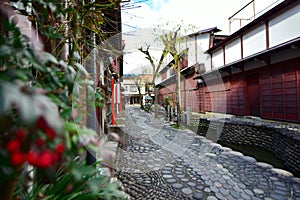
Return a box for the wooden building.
[157,0,300,123]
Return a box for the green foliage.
[172,124,188,130]
[20,161,126,200]
[0,0,124,199]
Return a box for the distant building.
[122,74,153,105]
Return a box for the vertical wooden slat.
[298,65,300,122]
[282,67,286,120]
[265,20,269,50]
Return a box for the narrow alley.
[115,105,300,200]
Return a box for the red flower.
[36,117,56,140]
[6,140,20,152]
[28,150,54,168]
[35,138,45,147]
[37,150,54,168]
[36,116,47,130]
[27,151,39,166]
[55,144,65,155]
[10,151,26,166]
[44,128,56,140]
[15,129,26,140]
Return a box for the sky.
[121,0,282,34]
[121,0,283,74]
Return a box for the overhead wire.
[121,0,148,30]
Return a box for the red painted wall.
[158,57,300,123]
[260,57,300,122]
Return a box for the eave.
[206,0,297,54]
[195,37,300,80]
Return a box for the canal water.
[217,141,286,170]
[188,125,287,171]
[188,124,291,175]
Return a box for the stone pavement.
[115,105,300,200]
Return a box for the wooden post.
[116,83,119,118]
[120,87,123,111]
[111,76,115,125]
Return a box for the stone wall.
[191,114,300,177]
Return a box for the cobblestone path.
[115,105,300,200]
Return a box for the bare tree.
[132,74,144,109]
[138,45,168,117]
[138,25,188,125]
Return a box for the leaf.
[71,168,83,181]
[60,107,72,119]
[18,93,36,124]
[75,63,88,76]
[0,45,12,57]
[0,80,63,131]
[64,122,79,133]
[59,60,68,69]
[73,52,81,61]
[38,51,58,64]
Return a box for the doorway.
[246,74,260,116]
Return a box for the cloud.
[121,0,282,74]
[122,0,252,34]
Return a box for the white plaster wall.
[196,34,210,51]
[269,4,300,48]
[212,49,224,69]
[187,37,196,66]
[225,38,241,64]
[243,25,266,58]
[196,34,211,71]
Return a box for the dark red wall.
[158,57,300,123]
[260,57,300,122]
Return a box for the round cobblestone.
[181,187,193,195]
[214,181,222,188]
[162,174,173,178]
[222,175,230,180]
[226,179,235,186]
[220,188,229,195]
[201,175,210,181]
[192,192,203,200]
[253,188,264,195]
[210,185,219,193]
[172,183,183,189]
[230,190,240,198]
[219,178,226,184]
[196,185,204,190]
[243,156,256,163]
[165,178,176,183]
[117,106,300,200]
[187,182,196,187]
[206,196,218,200]
[233,186,242,193]
[216,192,226,200]
[241,192,251,200]
[244,189,254,196]
[237,182,246,189]
[205,180,213,186]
